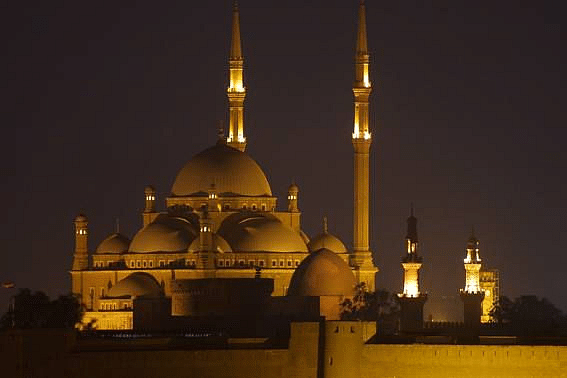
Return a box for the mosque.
[69,0,499,333]
[2,2,565,378]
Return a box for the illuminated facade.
[480,268,500,323]
[70,1,377,330]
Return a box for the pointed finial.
[230,0,242,60]
[356,0,368,55]
[217,120,225,141]
[323,216,328,233]
[410,202,414,217]
[471,225,476,239]
[115,218,120,234]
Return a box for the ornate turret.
[72,214,89,271]
[287,182,299,212]
[398,206,426,332]
[463,227,482,293]
[226,1,247,152]
[143,185,158,226]
[351,0,377,289]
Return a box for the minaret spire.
[351,0,376,288]
[398,207,427,332]
[226,0,247,152]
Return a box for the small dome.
[171,143,272,197]
[308,232,347,254]
[107,272,162,298]
[75,214,88,222]
[288,248,356,297]
[144,185,155,194]
[288,183,299,192]
[129,214,198,253]
[96,233,130,254]
[218,213,308,253]
[188,233,232,253]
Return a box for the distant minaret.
[463,228,482,293]
[460,228,485,335]
[226,1,247,152]
[401,205,422,297]
[351,0,377,288]
[398,206,427,332]
[72,214,89,271]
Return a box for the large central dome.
[171,142,272,197]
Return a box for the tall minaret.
[226,1,247,152]
[460,228,485,335]
[351,0,377,288]
[398,206,427,332]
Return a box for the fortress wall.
[68,349,289,378]
[361,344,567,378]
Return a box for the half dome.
[129,215,198,253]
[308,232,347,254]
[107,272,162,298]
[188,233,232,253]
[288,248,356,297]
[218,213,308,253]
[171,142,272,197]
[95,233,130,254]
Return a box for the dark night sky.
[1,1,566,313]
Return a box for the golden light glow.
[401,262,421,297]
[464,263,481,293]
[363,64,370,88]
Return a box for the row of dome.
[96,212,347,255]
[105,247,356,299]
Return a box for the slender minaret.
[72,214,89,271]
[398,206,427,332]
[351,0,377,287]
[226,1,247,152]
[460,228,485,335]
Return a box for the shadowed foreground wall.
[2,326,567,378]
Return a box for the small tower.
[72,214,89,271]
[350,0,377,290]
[398,206,427,332]
[460,228,485,334]
[143,185,158,226]
[197,210,215,270]
[207,183,220,212]
[287,182,299,212]
[226,1,247,152]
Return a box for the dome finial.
[217,120,225,142]
[323,216,328,233]
[115,217,120,234]
[410,202,414,217]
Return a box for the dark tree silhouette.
[490,295,567,336]
[0,289,83,329]
[340,283,400,324]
